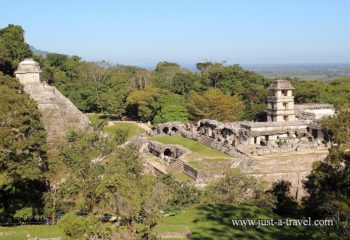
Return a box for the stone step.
[196,135,256,171]
[168,160,184,173]
[20,81,90,147]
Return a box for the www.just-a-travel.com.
[232,218,334,228]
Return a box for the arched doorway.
[163,127,169,134]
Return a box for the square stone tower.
[266,80,296,122]
[14,58,42,84]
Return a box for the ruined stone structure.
[15,59,90,147]
[141,80,335,196]
[189,80,335,155]
[267,80,296,122]
[131,135,231,187]
[131,136,201,180]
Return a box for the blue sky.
[1,0,349,67]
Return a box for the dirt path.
[107,120,152,132]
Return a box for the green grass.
[188,161,203,170]
[0,225,66,240]
[172,172,194,182]
[149,136,231,160]
[149,136,234,172]
[154,224,190,233]
[87,112,101,122]
[203,158,230,163]
[104,122,146,139]
[88,113,146,140]
[153,204,322,240]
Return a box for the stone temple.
[15,58,90,147]
[133,79,335,197]
[155,79,334,153]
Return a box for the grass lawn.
[149,136,232,160]
[153,204,322,240]
[0,225,66,240]
[172,172,194,182]
[203,158,230,163]
[88,113,146,140]
[150,136,234,172]
[188,161,204,170]
[104,122,146,139]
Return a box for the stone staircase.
[20,81,90,147]
[197,135,255,171]
[168,159,184,173]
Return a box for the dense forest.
[1,25,350,124]
[0,24,349,239]
[35,53,350,123]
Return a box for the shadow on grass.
[190,204,322,240]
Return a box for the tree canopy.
[0,74,47,222]
[0,24,33,75]
[187,88,244,122]
[303,111,350,239]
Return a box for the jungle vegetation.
[1,24,349,239]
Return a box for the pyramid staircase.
[21,81,90,147]
[168,159,184,173]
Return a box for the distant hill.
[244,63,350,80]
[26,45,350,81]
[29,45,51,57]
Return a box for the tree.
[45,54,69,70]
[58,213,88,239]
[155,61,181,72]
[187,88,244,122]
[303,111,350,239]
[293,80,326,104]
[241,103,267,121]
[267,180,298,216]
[97,86,128,116]
[0,24,33,75]
[46,128,170,238]
[42,56,131,116]
[126,87,162,122]
[200,63,226,89]
[322,111,350,144]
[129,68,153,90]
[153,61,185,89]
[78,61,115,83]
[196,61,216,73]
[322,78,350,110]
[153,94,189,124]
[204,169,271,206]
[160,174,201,209]
[170,72,197,95]
[0,74,47,222]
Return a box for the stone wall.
[250,150,329,198]
[183,163,198,179]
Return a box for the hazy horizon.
[2,0,350,67]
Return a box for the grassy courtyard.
[0,225,66,240]
[149,135,231,160]
[149,135,234,170]
[153,204,322,240]
[104,122,146,139]
[88,113,146,140]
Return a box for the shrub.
[58,212,87,239]
[14,207,34,222]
